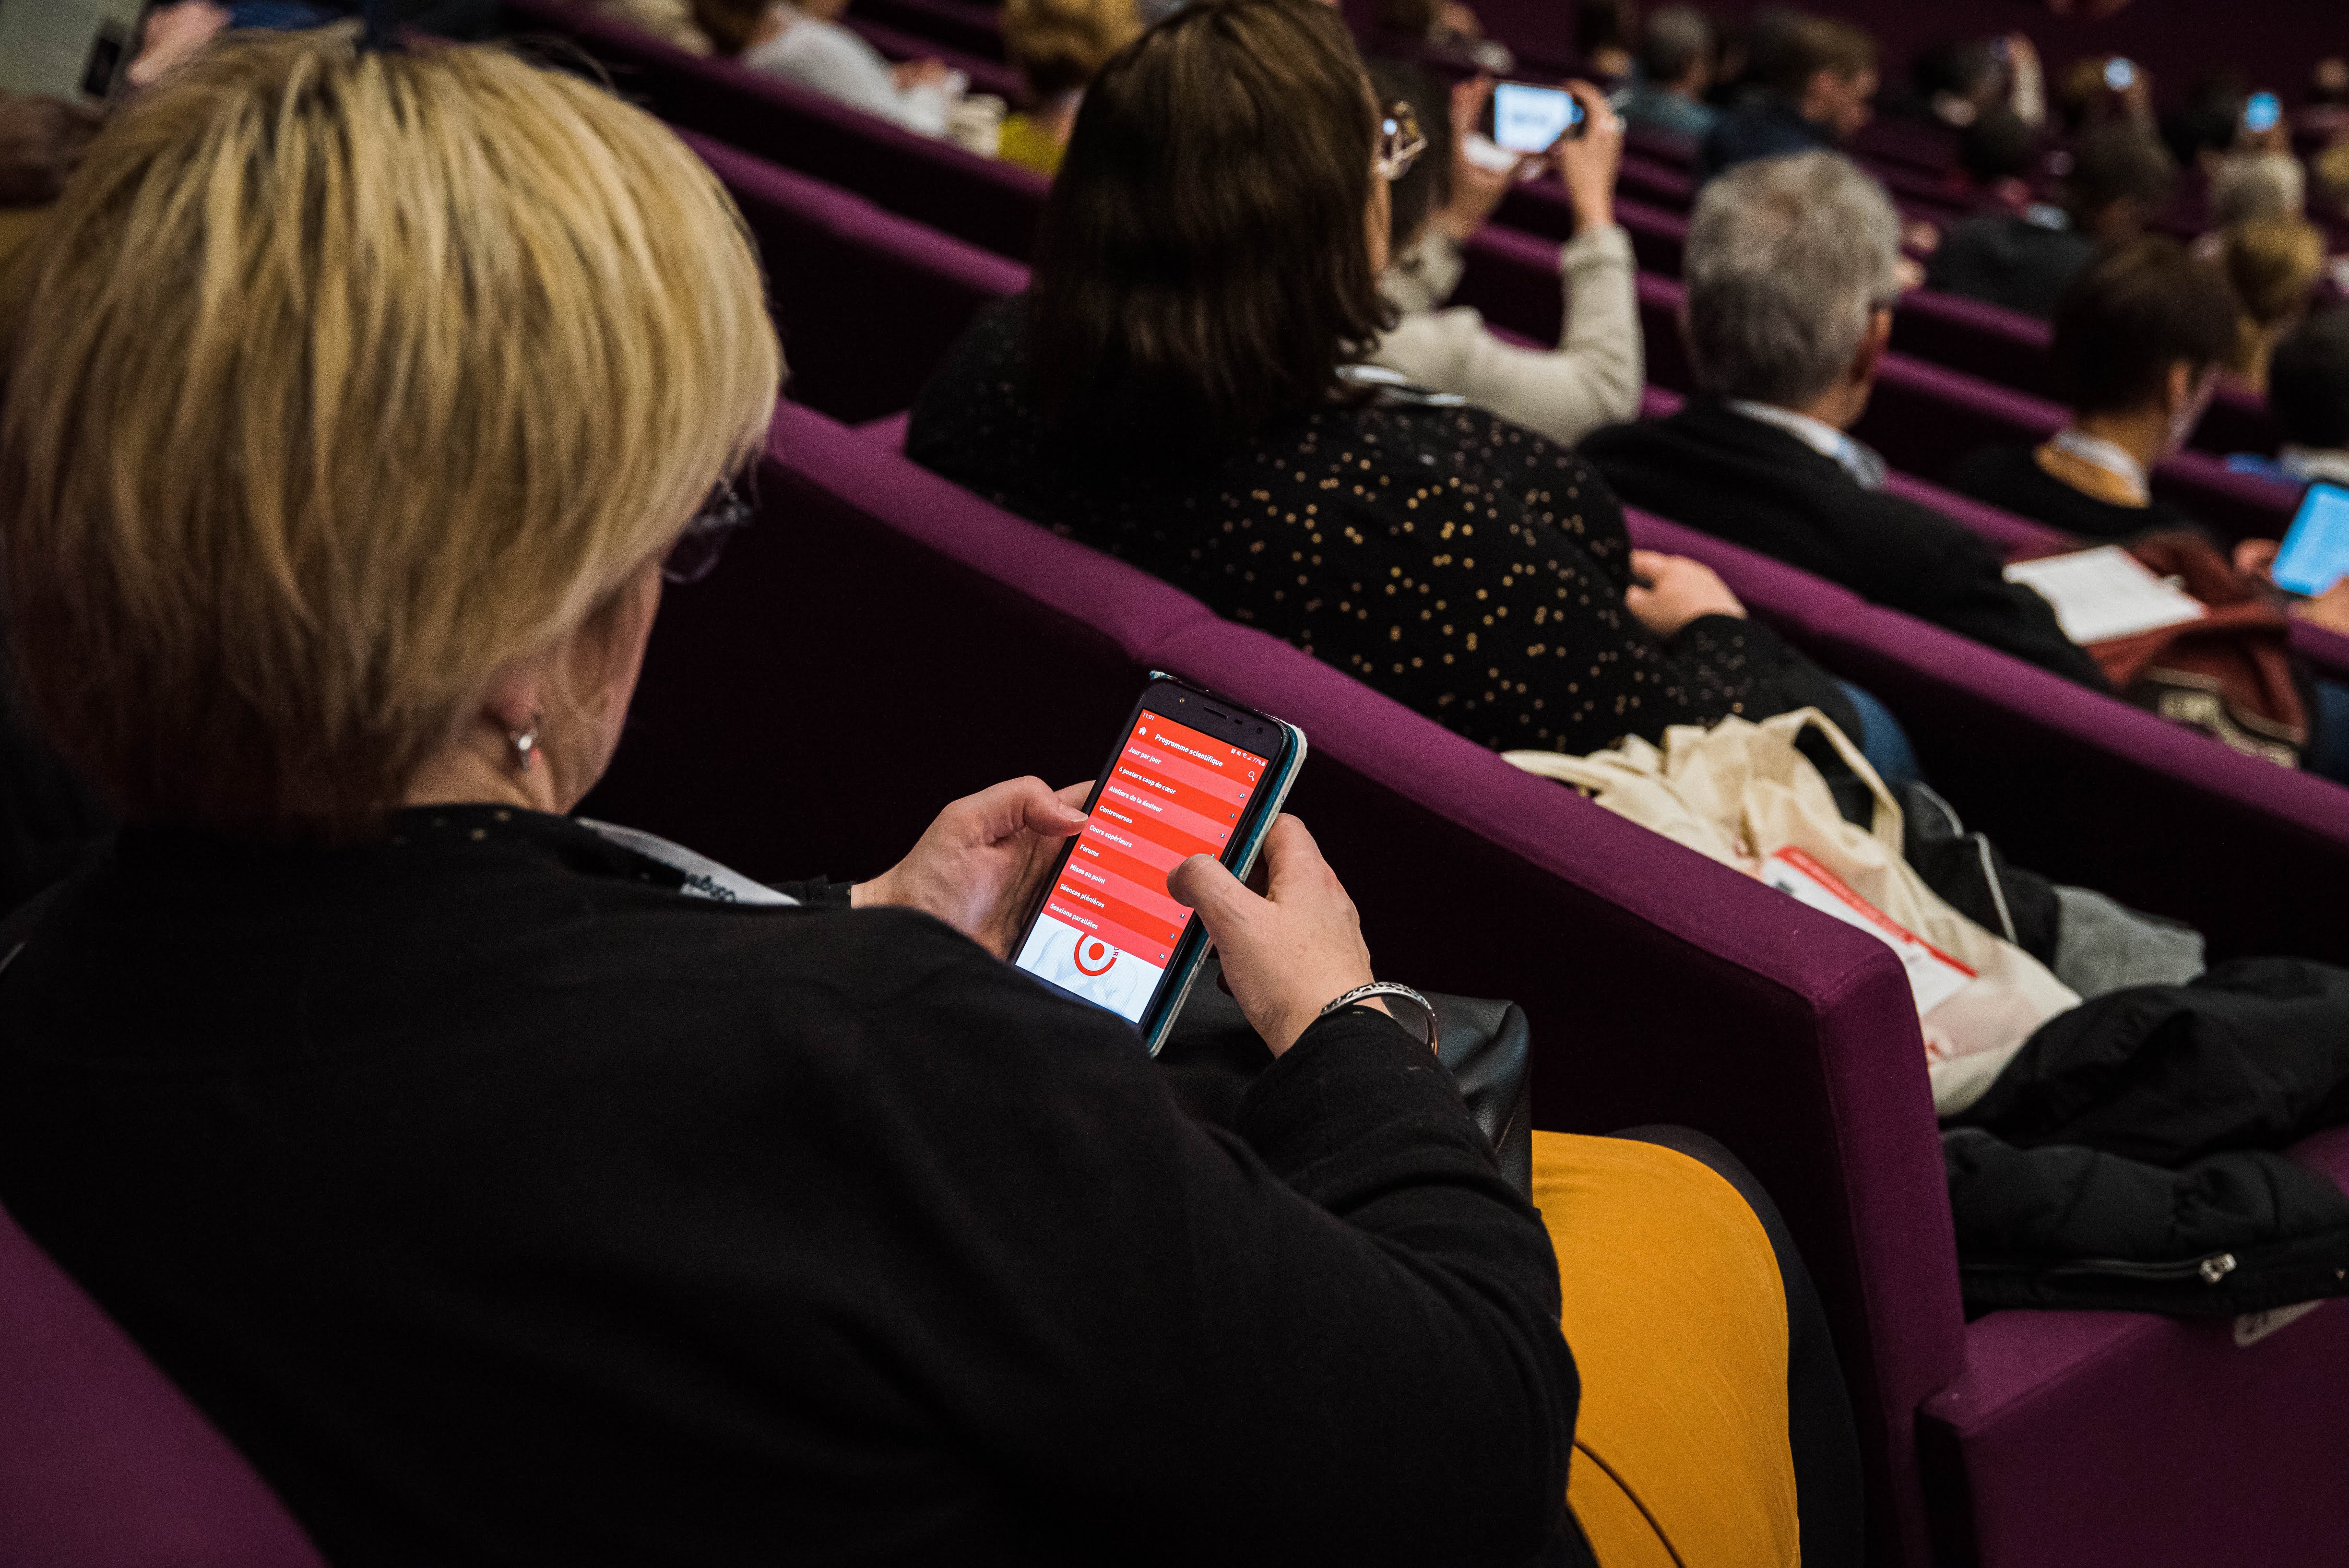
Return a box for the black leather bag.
[1156,957,1534,1197]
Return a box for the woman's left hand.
[853,777,1091,958]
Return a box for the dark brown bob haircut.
[2049,238,2241,416]
[1029,0,1391,450]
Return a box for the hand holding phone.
[2271,482,2349,598]
[1166,816,1376,1057]
[854,776,1091,958]
[1010,676,1305,1052]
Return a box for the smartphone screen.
[1492,83,1582,154]
[2244,91,2282,133]
[1014,706,1272,1024]
[2104,57,2135,92]
[2273,483,2349,597]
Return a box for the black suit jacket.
[1581,400,2110,690]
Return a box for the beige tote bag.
[1505,709,2077,1116]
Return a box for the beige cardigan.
[1370,222,1643,448]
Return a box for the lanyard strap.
[575,820,799,906]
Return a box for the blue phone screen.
[2245,92,2282,133]
[2274,484,2349,597]
[1492,83,1581,153]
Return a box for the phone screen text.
[1015,711,1269,1024]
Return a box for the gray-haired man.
[1581,151,2106,689]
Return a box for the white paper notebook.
[2003,545,2207,645]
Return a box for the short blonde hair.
[1003,0,1141,100]
[0,28,779,834]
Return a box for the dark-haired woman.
[909,0,1857,762]
[912,2,1866,1561]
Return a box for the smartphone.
[2272,482,2349,597]
[2244,91,2283,134]
[2104,57,2136,92]
[1487,81,1586,154]
[1011,674,1305,1055]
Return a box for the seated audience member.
[2235,307,2349,488]
[1,27,1869,1568]
[1372,0,1512,75]
[2220,216,2325,395]
[1580,153,2108,688]
[1927,122,2176,320]
[1950,239,2242,543]
[1367,65,1642,447]
[691,0,959,135]
[1618,5,1717,142]
[1573,0,1633,79]
[997,0,1139,176]
[1695,14,1877,183]
[2207,149,2304,228]
[580,0,715,53]
[910,0,1870,763]
[0,25,1592,1565]
[1904,34,2040,133]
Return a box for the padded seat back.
[0,1201,324,1568]
[504,0,1049,260]
[585,402,1966,1568]
[1625,509,2349,962]
[682,132,1024,422]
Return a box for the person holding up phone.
[1366,64,1644,448]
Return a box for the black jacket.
[1924,214,2096,322]
[0,808,1575,1567]
[1581,400,2112,689]
[1948,959,2349,1316]
[911,299,1858,756]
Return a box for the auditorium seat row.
[834,0,2303,463]
[674,66,2349,938]
[12,392,2344,1568]
[512,0,2304,538]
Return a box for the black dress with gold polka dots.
[909,300,1852,755]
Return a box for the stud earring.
[510,709,545,774]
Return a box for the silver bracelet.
[1318,982,1439,1055]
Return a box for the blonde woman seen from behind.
[0,24,1580,1565]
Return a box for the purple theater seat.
[679,132,1024,423]
[0,1202,325,1568]
[1624,509,2349,963]
[1918,1125,2349,1568]
[847,0,1008,63]
[1602,271,2301,541]
[1637,386,2349,706]
[1889,290,2284,460]
[617,402,2349,1566]
[841,15,1020,100]
[503,0,1048,260]
[587,402,1963,1567]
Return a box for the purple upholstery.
[848,0,1008,63]
[1625,509,2349,964]
[680,132,1024,422]
[1887,290,2284,460]
[1918,1126,2349,1568]
[0,1202,325,1568]
[585,402,1961,1567]
[1602,271,2302,541]
[1639,389,2349,700]
[841,15,1020,101]
[503,0,1048,260]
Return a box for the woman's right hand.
[1167,816,1378,1058]
[1625,549,1745,636]
[1553,80,1623,232]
